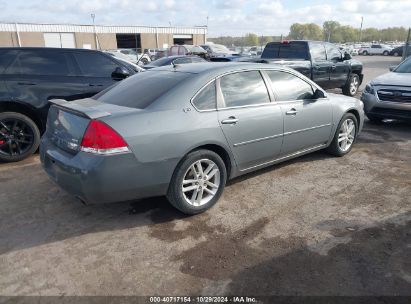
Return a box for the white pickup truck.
[359,44,393,56]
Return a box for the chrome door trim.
[283,123,332,136]
[233,133,283,147]
[240,143,327,172]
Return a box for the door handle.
[221,116,239,125]
[17,82,36,86]
[286,109,298,115]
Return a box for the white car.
[359,44,392,56]
[106,49,151,65]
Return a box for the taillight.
[80,120,130,155]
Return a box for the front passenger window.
[266,71,315,101]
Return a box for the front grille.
[371,107,411,119]
[377,89,411,103]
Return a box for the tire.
[383,51,389,56]
[366,114,383,124]
[363,51,368,56]
[167,149,227,215]
[393,52,399,57]
[342,74,360,96]
[0,112,40,162]
[150,55,156,61]
[326,113,358,157]
[141,58,149,65]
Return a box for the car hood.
[370,72,411,87]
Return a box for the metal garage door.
[44,33,75,48]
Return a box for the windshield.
[210,44,230,53]
[148,57,172,67]
[395,58,411,73]
[95,71,190,109]
[262,42,308,59]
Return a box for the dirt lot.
[0,56,410,297]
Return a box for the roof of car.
[0,47,101,53]
[149,62,295,75]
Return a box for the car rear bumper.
[40,136,173,204]
[361,91,411,121]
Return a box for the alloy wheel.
[181,159,221,206]
[0,119,34,157]
[338,118,356,152]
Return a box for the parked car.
[144,55,207,69]
[153,49,168,60]
[0,47,138,162]
[104,53,145,73]
[169,45,208,60]
[106,49,151,65]
[359,44,392,56]
[40,63,364,215]
[389,45,411,57]
[200,43,240,58]
[143,48,160,61]
[361,56,411,122]
[243,40,364,96]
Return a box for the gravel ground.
[0,56,410,297]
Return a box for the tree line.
[208,21,409,46]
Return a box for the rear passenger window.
[220,71,270,107]
[266,71,314,101]
[74,52,119,77]
[192,81,216,110]
[309,43,326,61]
[6,50,71,76]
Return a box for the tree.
[288,23,322,40]
[244,33,259,46]
[323,21,340,42]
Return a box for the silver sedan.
[40,63,364,214]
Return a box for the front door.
[309,42,330,89]
[326,43,350,88]
[264,70,333,155]
[217,70,284,171]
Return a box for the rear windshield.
[262,42,308,59]
[395,57,411,73]
[95,71,190,109]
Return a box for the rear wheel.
[327,113,358,157]
[167,150,227,215]
[362,50,368,55]
[0,112,40,162]
[383,51,389,56]
[342,74,360,96]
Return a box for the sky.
[1,0,411,37]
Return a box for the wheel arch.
[0,101,44,133]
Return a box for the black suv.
[0,47,137,162]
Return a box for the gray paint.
[40,63,364,204]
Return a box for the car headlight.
[365,84,375,94]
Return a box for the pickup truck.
[245,40,364,96]
[359,44,392,56]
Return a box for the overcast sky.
[1,0,410,37]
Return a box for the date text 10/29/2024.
[149,296,258,303]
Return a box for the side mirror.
[313,89,326,99]
[343,52,352,61]
[112,67,130,80]
[389,65,397,72]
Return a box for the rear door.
[309,42,330,89]
[72,51,124,97]
[0,49,18,102]
[265,70,333,155]
[325,43,350,88]
[371,45,382,55]
[4,49,89,123]
[217,70,283,171]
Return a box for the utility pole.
[91,13,99,50]
[359,16,364,42]
[403,27,411,61]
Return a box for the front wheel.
[326,113,358,157]
[383,51,389,56]
[167,150,227,215]
[393,52,399,57]
[366,114,383,124]
[0,112,40,162]
[342,74,360,96]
